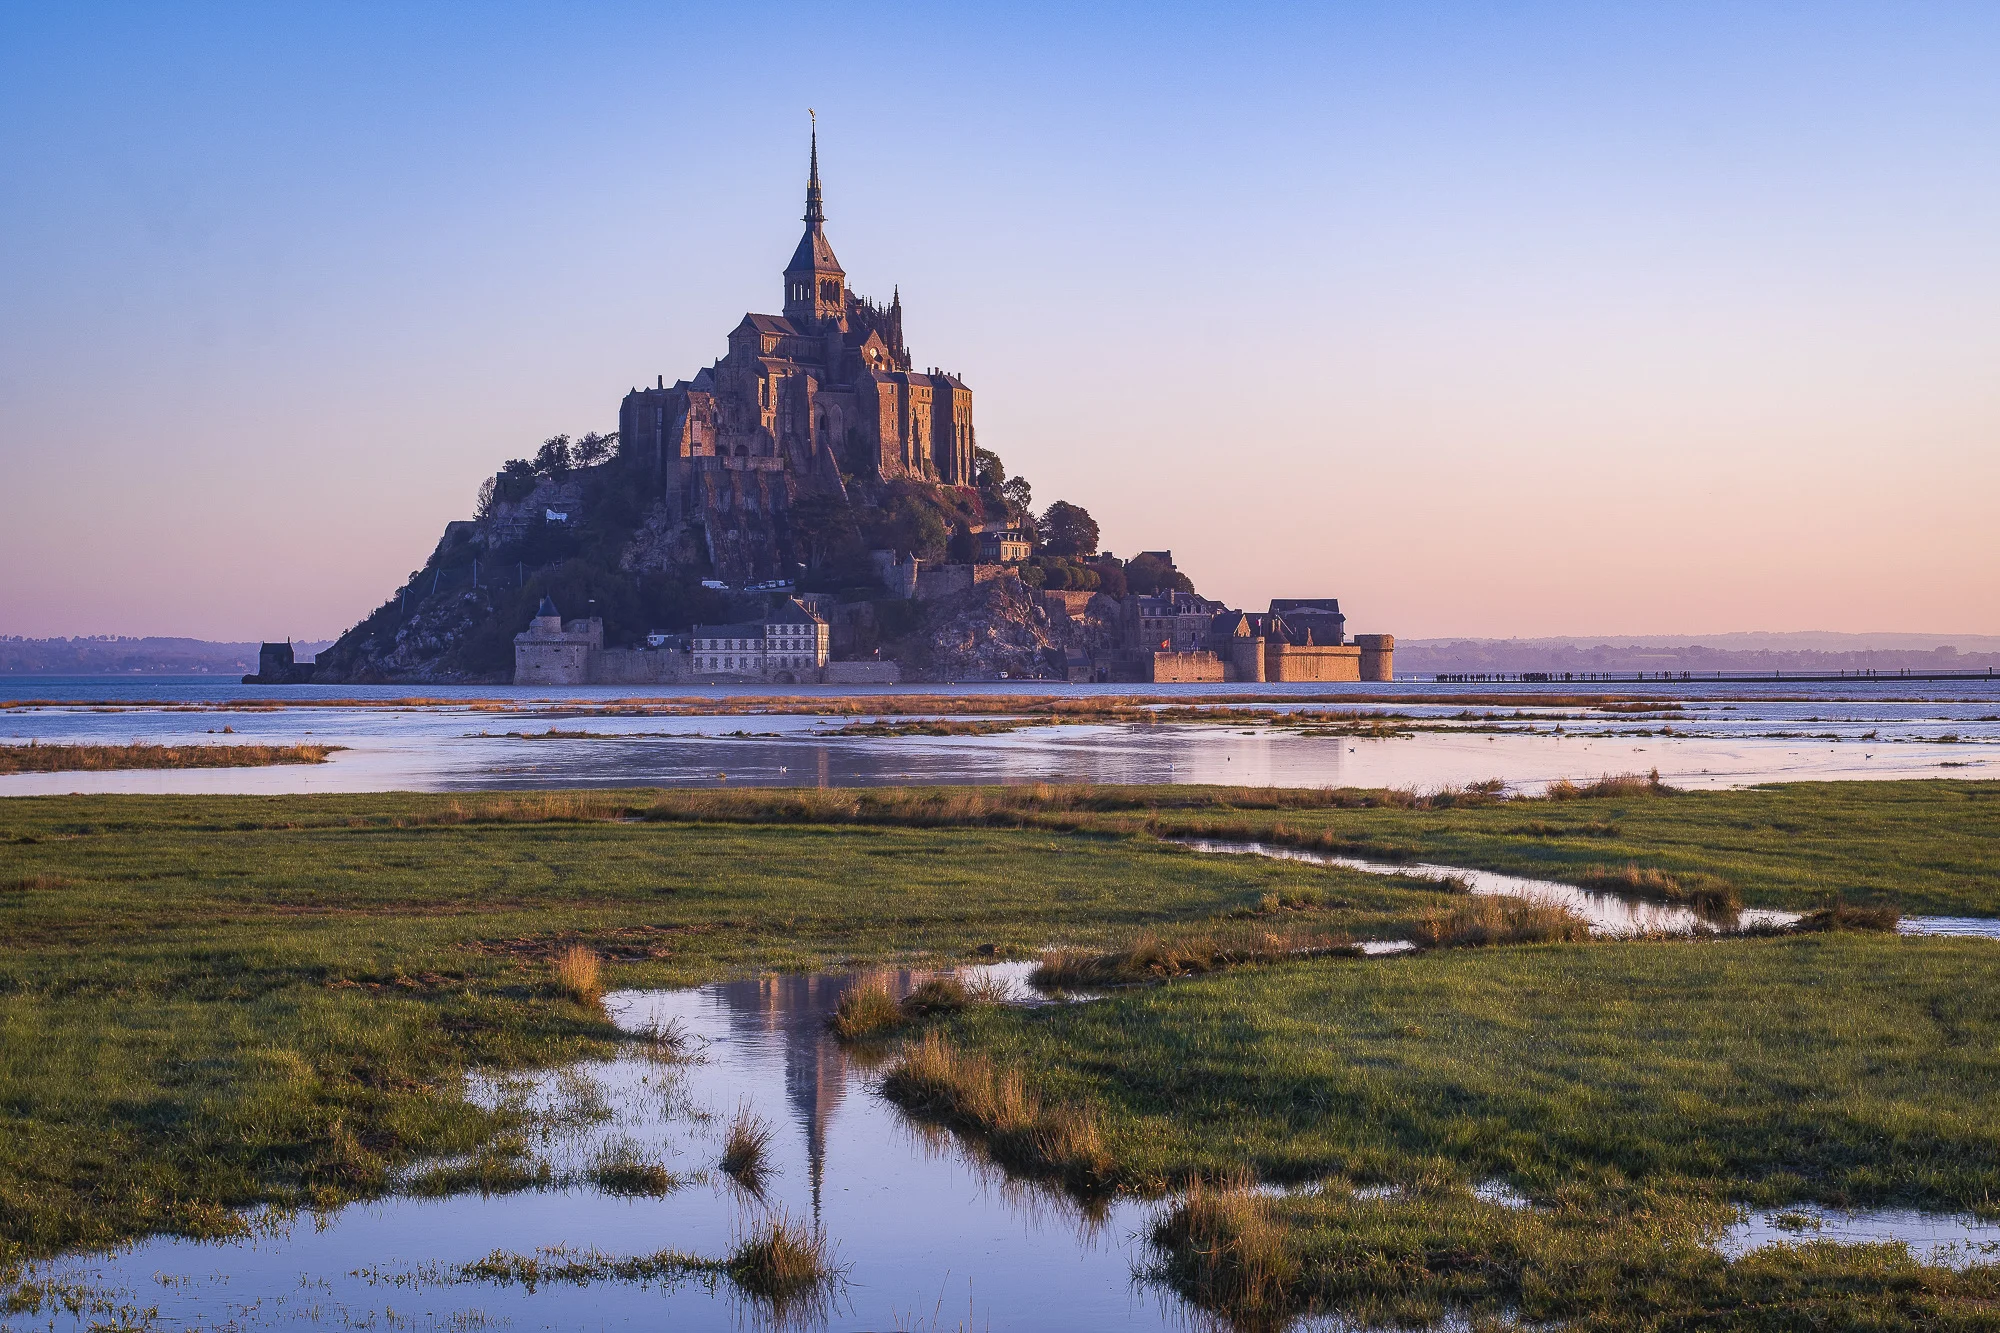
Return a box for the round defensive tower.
[1355,634,1395,682]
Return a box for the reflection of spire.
[713,971,852,1226]
[709,966,946,1229]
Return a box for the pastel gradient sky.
[3,2,1996,642]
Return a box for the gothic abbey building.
[617,132,976,580]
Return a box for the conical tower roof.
[785,119,843,279]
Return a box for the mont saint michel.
[304,133,1392,687]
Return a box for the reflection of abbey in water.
[709,969,879,1216]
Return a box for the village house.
[690,599,830,683]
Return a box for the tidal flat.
[4,678,1997,796]
[2,779,1998,1329]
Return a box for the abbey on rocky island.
[616,127,975,579]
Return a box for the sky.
[2,2,1996,642]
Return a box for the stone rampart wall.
[914,563,1005,602]
[1266,643,1362,683]
[591,648,693,685]
[1149,650,1226,684]
[1040,589,1096,621]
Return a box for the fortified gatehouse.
[512,597,604,685]
[1141,599,1394,683]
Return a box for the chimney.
[657,375,664,389]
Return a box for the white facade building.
[691,598,830,683]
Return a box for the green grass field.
[2,778,1997,1328]
[925,936,2000,1328]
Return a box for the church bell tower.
[783,116,847,329]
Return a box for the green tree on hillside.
[1040,501,1099,558]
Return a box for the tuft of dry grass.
[1032,923,1357,990]
[550,946,602,1005]
[1544,769,1676,800]
[720,1105,775,1187]
[830,972,1011,1041]
[727,1211,838,1307]
[828,982,901,1040]
[588,1139,678,1196]
[0,742,340,774]
[637,1015,694,1063]
[1576,863,1741,914]
[1412,897,1594,949]
[1794,902,1903,933]
[1149,1170,1299,1326]
[881,1032,1114,1190]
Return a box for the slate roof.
[773,597,826,625]
[691,622,767,640]
[785,225,844,277]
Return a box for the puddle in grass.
[1171,839,1993,941]
[0,962,1198,1332]
[1722,1206,2000,1269]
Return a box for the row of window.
[696,631,821,651]
[701,656,814,672]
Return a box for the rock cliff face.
[307,445,1072,685]
[909,577,1079,679]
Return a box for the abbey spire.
[803,117,824,229]
[784,114,845,327]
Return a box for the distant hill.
[0,637,333,676]
[1399,634,2000,676]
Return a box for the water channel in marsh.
[1169,838,2000,941]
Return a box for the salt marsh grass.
[1411,896,1593,948]
[0,741,339,774]
[1,777,1995,1285]
[727,1211,842,1320]
[1794,901,1903,932]
[1149,1170,1296,1326]
[587,1138,678,1196]
[1576,862,1741,913]
[720,1106,775,1187]
[551,946,602,1004]
[1032,922,1357,989]
[829,982,901,1039]
[883,1032,1113,1190]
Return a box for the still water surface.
[3,677,1996,796]
[2,965,1185,1333]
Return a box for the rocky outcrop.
[619,501,711,575]
[310,586,501,684]
[906,574,1075,680]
